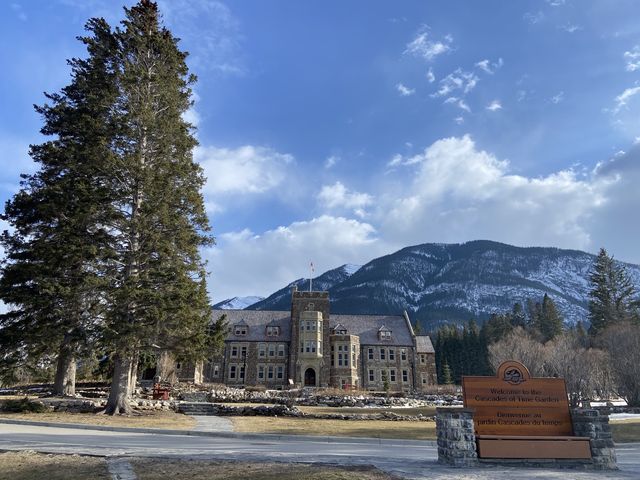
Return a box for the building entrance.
[304,368,316,387]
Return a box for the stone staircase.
[177,402,219,415]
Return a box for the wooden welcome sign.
[463,360,573,436]
[462,360,591,459]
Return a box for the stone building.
[176,289,437,391]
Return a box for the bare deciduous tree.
[597,322,640,407]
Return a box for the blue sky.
[2,0,640,301]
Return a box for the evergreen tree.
[0,18,117,395]
[441,362,453,385]
[539,294,563,342]
[102,1,212,414]
[511,303,526,328]
[588,248,637,336]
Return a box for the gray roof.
[330,314,414,346]
[215,309,291,342]
[415,335,435,353]
[213,309,424,347]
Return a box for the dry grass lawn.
[231,416,436,440]
[0,451,109,480]
[0,410,196,430]
[132,458,398,480]
[610,418,640,443]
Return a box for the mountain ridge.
[242,241,640,329]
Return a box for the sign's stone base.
[572,408,618,470]
[436,408,478,467]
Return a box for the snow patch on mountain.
[214,296,264,310]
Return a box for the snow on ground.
[610,413,640,421]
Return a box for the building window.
[258,365,265,380]
[305,341,316,353]
[268,344,276,357]
[300,342,304,353]
[389,349,395,361]
[369,369,375,382]
[380,348,386,360]
[337,345,342,351]
[344,354,349,367]
[421,373,428,384]
[352,352,356,365]
[277,365,284,380]
[390,369,396,382]
[239,365,245,381]
[268,365,274,380]
[277,344,285,357]
[234,325,247,336]
[240,345,247,358]
[401,349,407,361]
[231,345,238,358]
[229,365,236,379]
[420,354,427,365]
[368,348,374,360]
[267,326,280,336]
[402,369,409,383]
[213,365,219,377]
[258,343,266,358]
[381,370,388,382]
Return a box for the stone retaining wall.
[178,401,435,421]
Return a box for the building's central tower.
[289,289,331,387]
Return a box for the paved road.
[1,421,640,479]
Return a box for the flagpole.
[310,261,314,292]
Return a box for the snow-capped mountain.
[213,296,265,310]
[247,241,640,329]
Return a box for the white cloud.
[10,3,27,21]
[546,0,566,6]
[624,46,640,72]
[426,68,436,83]
[551,91,565,104]
[377,135,609,251]
[204,215,381,299]
[524,11,545,25]
[613,85,640,113]
[560,23,582,34]
[195,145,293,195]
[433,68,479,98]
[457,99,471,113]
[324,155,339,169]
[475,58,503,74]
[159,0,246,76]
[396,83,415,96]
[404,28,453,62]
[454,116,465,125]
[317,182,373,212]
[486,100,502,111]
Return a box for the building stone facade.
[177,289,437,391]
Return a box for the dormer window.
[266,326,280,336]
[332,323,347,335]
[378,325,392,340]
[234,324,248,336]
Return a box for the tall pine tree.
[588,248,637,336]
[102,1,212,414]
[0,18,118,395]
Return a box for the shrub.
[0,397,48,413]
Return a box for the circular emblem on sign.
[503,366,526,385]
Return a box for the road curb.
[0,417,437,447]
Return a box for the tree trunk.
[128,352,139,394]
[104,352,133,415]
[53,338,76,397]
